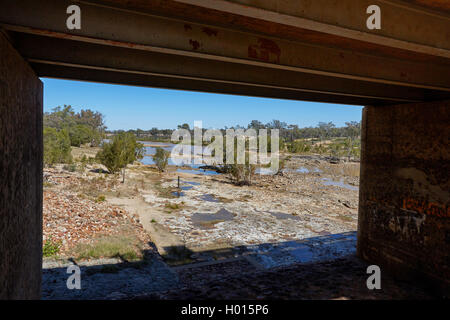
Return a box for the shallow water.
[296,167,309,173]
[176,168,220,176]
[245,231,357,269]
[171,191,185,197]
[321,178,358,190]
[199,194,220,202]
[269,211,301,221]
[255,167,277,175]
[184,181,201,186]
[139,142,214,168]
[191,208,235,229]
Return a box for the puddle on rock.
[321,178,358,190]
[171,191,185,197]
[177,169,220,176]
[185,181,201,186]
[199,194,220,202]
[269,211,301,221]
[191,208,235,229]
[245,231,357,269]
[255,168,277,175]
[295,166,322,173]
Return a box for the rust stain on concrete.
[189,39,201,50]
[248,38,281,63]
[202,27,218,37]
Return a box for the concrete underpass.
[0,0,449,299]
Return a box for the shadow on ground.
[42,232,437,300]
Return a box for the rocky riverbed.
[41,154,366,299]
[133,155,360,264]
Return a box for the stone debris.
[144,168,359,252]
[40,159,436,300]
[43,169,152,256]
[137,255,435,300]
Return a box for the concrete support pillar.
[357,101,450,295]
[0,32,43,299]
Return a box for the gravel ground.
[41,160,439,300]
[136,255,437,300]
[42,254,180,299]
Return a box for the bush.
[221,136,256,185]
[95,195,106,203]
[43,127,72,165]
[153,147,170,172]
[44,105,105,147]
[96,132,144,182]
[288,140,311,153]
[63,163,77,172]
[68,124,101,147]
[43,236,62,257]
[228,163,256,185]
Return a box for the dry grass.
[318,162,360,177]
[154,181,177,199]
[71,146,101,161]
[73,235,143,261]
[71,175,120,200]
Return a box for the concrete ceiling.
[1,0,449,105]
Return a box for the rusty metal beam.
[175,0,450,56]
[1,1,450,90]
[1,0,449,105]
[404,0,450,13]
[13,31,442,105]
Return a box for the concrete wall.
[357,101,450,295]
[0,33,43,299]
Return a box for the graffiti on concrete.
[402,198,449,218]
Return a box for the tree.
[96,132,144,182]
[177,123,190,131]
[43,127,72,165]
[345,121,361,140]
[317,121,336,140]
[68,124,97,147]
[266,119,287,130]
[44,105,105,147]
[221,135,256,185]
[247,120,265,130]
[153,147,170,172]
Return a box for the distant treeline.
[107,120,361,142]
[43,104,361,166]
[43,105,106,165]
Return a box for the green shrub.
[153,147,170,172]
[63,163,77,172]
[44,105,105,147]
[43,236,62,257]
[288,140,311,153]
[96,132,144,182]
[96,195,106,203]
[43,127,72,165]
[68,124,97,147]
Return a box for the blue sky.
[42,78,362,130]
